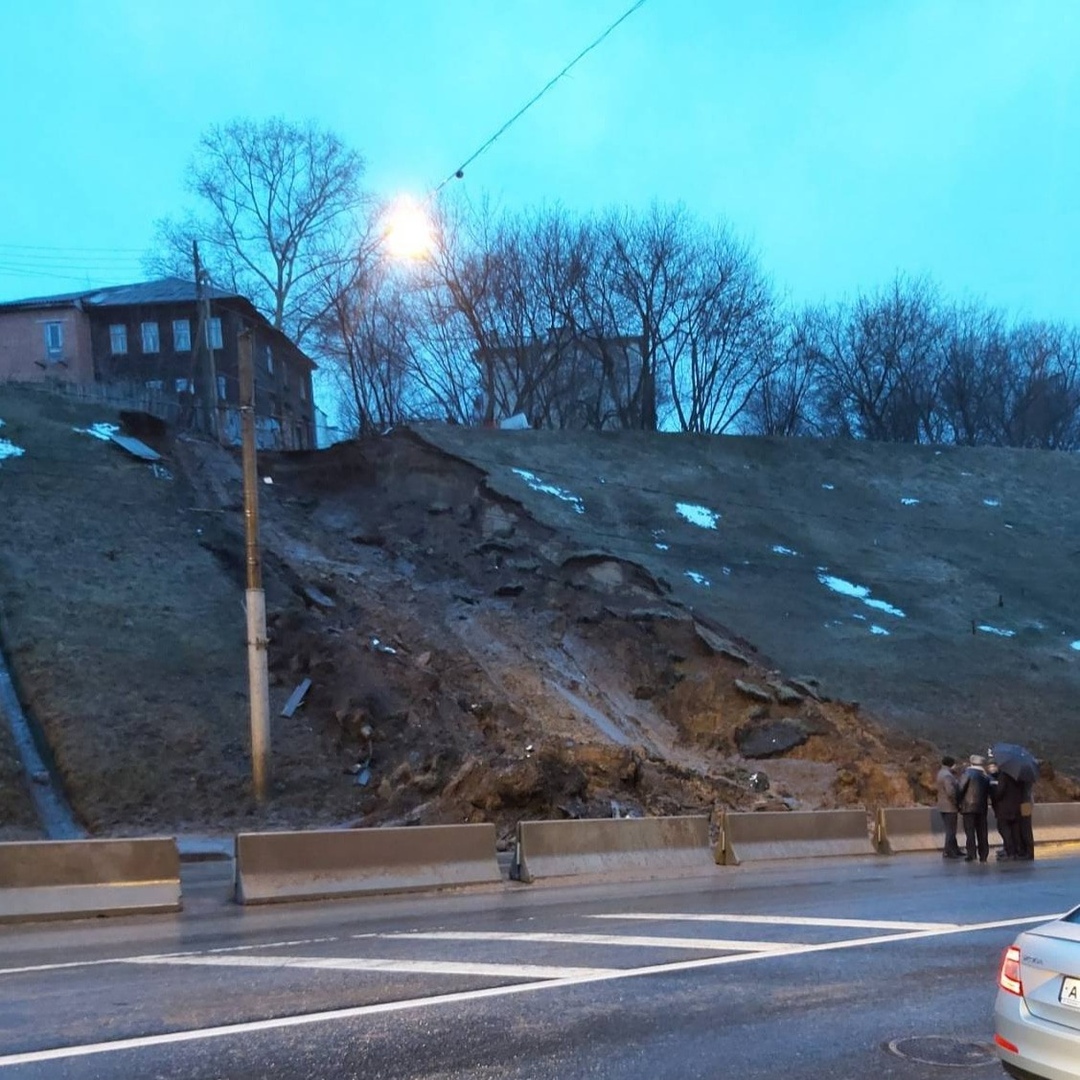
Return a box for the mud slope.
[0,382,1076,838]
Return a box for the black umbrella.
[990,743,1039,784]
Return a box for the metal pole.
[238,329,270,802]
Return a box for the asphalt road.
[2,852,1079,1079]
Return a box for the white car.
[994,905,1080,1080]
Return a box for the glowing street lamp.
[382,196,435,261]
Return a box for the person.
[935,755,962,859]
[957,754,991,863]
[988,763,1024,860]
[1018,778,1036,860]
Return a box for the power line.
[435,0,649,193]
[0,242,147,254]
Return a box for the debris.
[280,677,312,718]
[736,719,811,758]
[415,651,431,668]
[303,585,335,609]
[369,637,397,654]
[734,678,774,703]
[263,476,273,485]
[108,432,161,462]
[355,766,372,787]
[748,771,770,793]
[150,463,173,481]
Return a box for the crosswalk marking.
[362,931,804,952]
[123,954,618,980]
[1,912,1061,1070]
[588,913,961,931]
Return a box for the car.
[994,904,1080,1080]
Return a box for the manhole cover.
[887,1035,997,1067]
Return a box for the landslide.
[0,384,1076,841]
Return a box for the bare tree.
[747,307,823,436]
[149,118,366,343]
[810,276,944,443]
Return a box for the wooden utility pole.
[238,329,270,802]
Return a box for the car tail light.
[994,1033,1019,1054]
[999,945,1023,996]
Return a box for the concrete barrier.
[513,816,712,883]
[0,838,181,922]
[720,809,875,865]
[1031,802,1080,845]
[875,807,954,854]
[234,824,501,904]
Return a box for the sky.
[1,0,1078,328]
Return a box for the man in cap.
[935,755,962,859]
[956,754,992,863]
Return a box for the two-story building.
[0,277,317,449]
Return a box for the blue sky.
[2,0,1077,325]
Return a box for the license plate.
[1060,977,1080,1009]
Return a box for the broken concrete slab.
[734,678,774,703]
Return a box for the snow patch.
[1071,641,1080,651]
[821,483,835,491]
[511,469,585,514]
[817,572,906,618]
[977,625,1016,638]
[675,502,719,529]
[771,545,797,556]
[869,625,890,636]
[983,498,1000,507]
[684,570,711,587]
[74,422,120,441]
[900,497,919,506]
[654,543,669,551]
[0,438,25,462]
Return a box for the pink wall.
[0,307,93,383]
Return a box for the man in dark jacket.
[957,754,992,863]
[936,756,962,858]
[989,764,1024,859]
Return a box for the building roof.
[0,277,238,312]
[0,277,316,369]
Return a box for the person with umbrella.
[990,743,1039,861]
[988,761,1023,859]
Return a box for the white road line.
[0,937,341,977]
[0,911,1059,1069]
[588,914,961,931]
[123,955,617,980]
[363,931,803,952]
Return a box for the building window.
[299,378,307,402]
[264,345,273,374]
[217,375,227,401]
[141,322,160,353]
[173,319,191,352]
[109,324,127,355]
[175,378,192,393]
[144,380,164,391]
[205,317,223,350]
[44,321,63,357]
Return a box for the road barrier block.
[234,824,501,904]
[1031,803,1080,845]
[875,807,954,854]
[720,809,875,865]
[0,838,181,922]
[513,816,712,883]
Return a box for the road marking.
[123,955,617,980]
[588,914,961,931]
[0,911,1060,1068]
[362,931,804,952]
[0,937,341,977]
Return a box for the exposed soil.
[0,383,1077,844]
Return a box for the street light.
[381,196,436,262]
